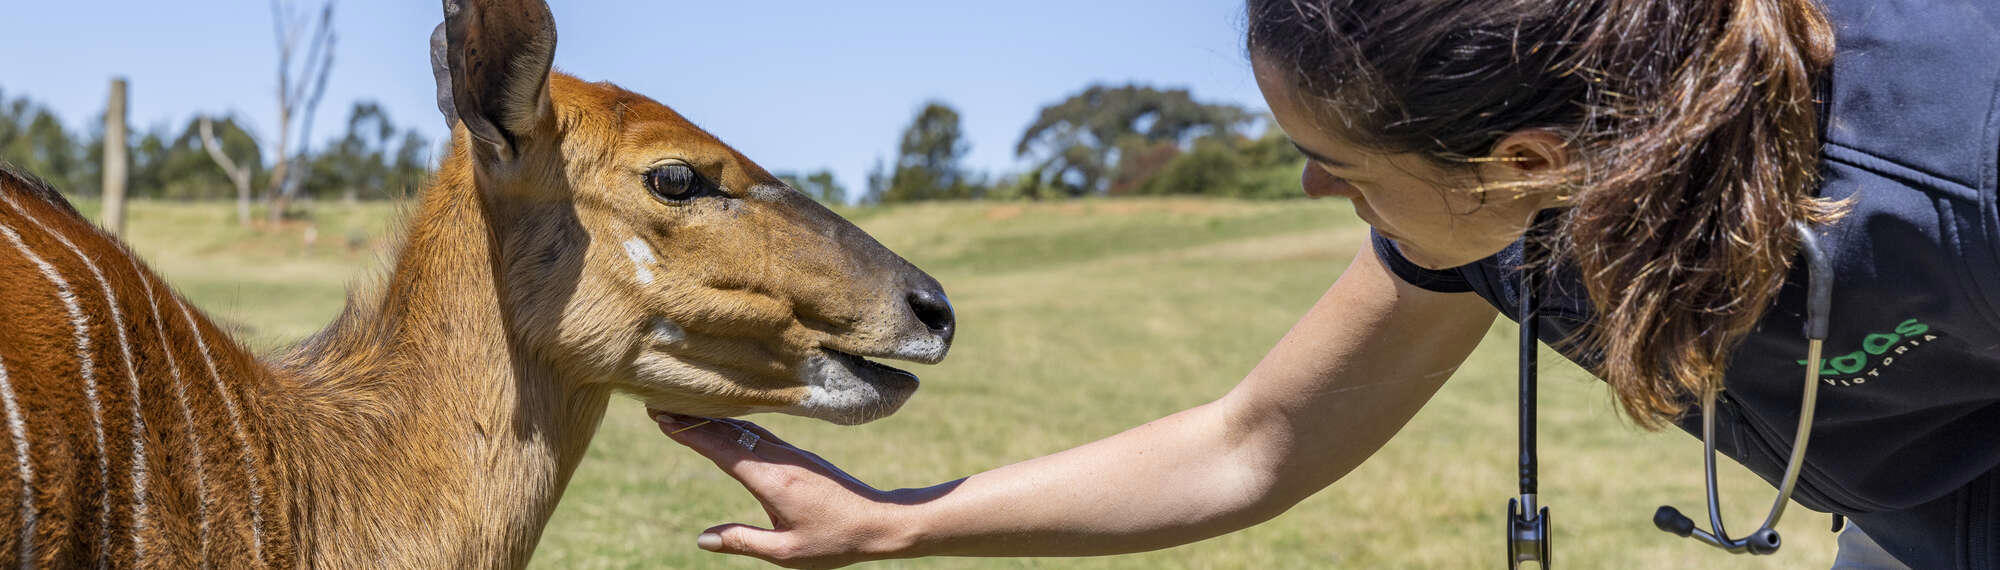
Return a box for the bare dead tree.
[263,0,337,224]
[199,117,257,225]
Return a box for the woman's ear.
[433,0,557,164]
[1477,130,1571,204]
[1484,130,1570,173]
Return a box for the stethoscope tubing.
[1660,222,1833,555]
[1507,226,1551,569]
[1510,221,1833,566]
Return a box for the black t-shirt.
[1374,1,2000,566]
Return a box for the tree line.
[0,87,430,204]
[1,82,1305,209]
[851,84,1308,204]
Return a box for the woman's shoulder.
[1819,0,1999,193]
[1811,0,2000,330]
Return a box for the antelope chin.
[781,349,920,425]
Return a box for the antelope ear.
[436,0,556,162]
[430,22,455,130]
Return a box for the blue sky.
[1,1,1273,198]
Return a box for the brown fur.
[0,38,948,569]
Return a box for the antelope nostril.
[907,288,955,342]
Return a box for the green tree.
[1227,126,1312,199]
[1133,128,1307,199]
[863,157,889,205]
[302,102,431,201]
[305,102,391,201]
[0,89,90,194]
[776,169,847,205]
[1105,139,1179,196]
[385,131,434,199]
[1133,136,1242,196]
[871,101,977,203]
[1015,84,1253,197]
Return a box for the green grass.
[99,197,1837,568]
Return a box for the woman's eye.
[644,164,704,202]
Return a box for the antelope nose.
[907,287,955,344]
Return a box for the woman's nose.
[1299,164,1355,199]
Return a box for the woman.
[656,0,2000,567]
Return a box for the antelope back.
[0,165,292,567]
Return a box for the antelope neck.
[268,158,612,568]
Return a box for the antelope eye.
[644,164,703,203]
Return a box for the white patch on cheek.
[622,238,659,285]
[648,317,686,345]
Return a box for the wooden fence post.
[101,77,130,235]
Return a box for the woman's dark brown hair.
[1248,0,1843,428]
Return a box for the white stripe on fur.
[20,203,151,561]
[126,257,209,562]
[173,297,266,565]
[0,216,112,561]
[0,354,36,569]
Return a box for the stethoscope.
[1505,221,1834,568]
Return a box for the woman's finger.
[698,523,796,560]
[654,413,782,478]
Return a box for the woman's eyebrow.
[1291,141,1356,169]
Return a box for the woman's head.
[1254,55,1569,269]
[1247,0,1841,427]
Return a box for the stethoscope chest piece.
[1507,496,1551,568]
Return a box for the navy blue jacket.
[1375,1,2000,566]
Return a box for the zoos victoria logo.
[1797,318,1942,387]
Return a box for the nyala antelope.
[0,0,954,566]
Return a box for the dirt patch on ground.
[1166,201,1235,215]
[1092,201,1146,215]
[971,198,1279,221]
[1086,200,1239,216]
[1165,226,1366,264]
[984,205,1026,221]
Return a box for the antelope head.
[432,0,953,425]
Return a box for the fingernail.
[696,532,723,551]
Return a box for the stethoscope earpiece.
[1748,529,1783,555]
[1653,506,1695,537]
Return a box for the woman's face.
[1253,56,1559,269]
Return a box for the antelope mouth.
[825,349,920,384]
[783,348,923,425]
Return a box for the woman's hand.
[652,410,919,569]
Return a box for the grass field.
[88,197,1839,568]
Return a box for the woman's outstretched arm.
[659,238,1499,568]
